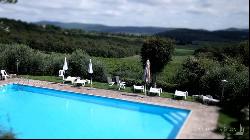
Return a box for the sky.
[0,0,249,30]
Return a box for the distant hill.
[156,28,249,44]
[35,21,249,43]
[221,27,249,32]
[35,21,174,35]
[0,18,144,58]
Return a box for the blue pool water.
[0,84,190,139]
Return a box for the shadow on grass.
[214,109,249,139]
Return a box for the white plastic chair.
[59,70,65,80]
[118,80,126,90]
[1,70,10,80]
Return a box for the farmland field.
[94,48,194,83]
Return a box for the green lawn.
[216,111,239,139]
[19,75,195,102]
[19,75,62,83]
[174,48,194,56]
[216,110,249,139]
[217,112,237,128]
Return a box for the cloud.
[0,0,249,30]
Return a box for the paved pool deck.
[0,78,224,139]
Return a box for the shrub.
[175,56,249,114]
[0,44,35,74]
[174,56,207,95]
[92,59,108,82]
[40,53,66,76]
[68,49,90,78]
[194,40,249,66]
[175,56,249,99]
[122,78,143,87]
[156,81,178,93]
[0,44,107,82]
[69,49,107,82]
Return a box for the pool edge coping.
[176,109,192,139]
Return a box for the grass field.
[216,111,240,139]
[94,48,194,83]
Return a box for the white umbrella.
[88,59,93,88]
[143,59,151,95]
[63,57,68,71]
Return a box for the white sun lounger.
[133,85,144,92]
[63,76,77,84]
[174,90,188,99]
[149,87,162,96]
[202,95,220,104]
[73,78,88,86]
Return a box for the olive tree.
[69,49,107,82]
[141,37,175,87]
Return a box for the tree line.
[0,18,144,58]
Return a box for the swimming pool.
[0,84,190,139]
